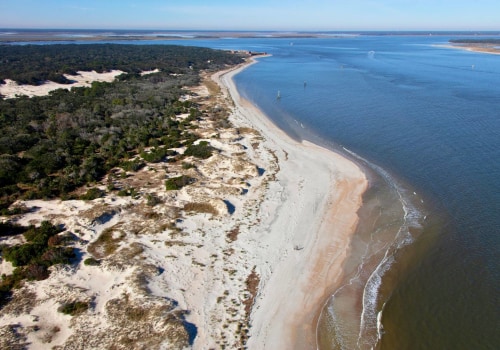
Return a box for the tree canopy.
[0,44,243,85]
[0,44,245,210]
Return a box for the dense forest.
[449,38,500,44]
[0,44,245,212]
[0,44,243,85]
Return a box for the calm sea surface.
[230,36,500,350]
[5,32,500,349]
[215,35,499,349]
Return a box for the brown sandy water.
[316,156,433,350]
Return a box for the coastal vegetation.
[0,43,268,349]
[0,44,242,85]
[0,44,245,211]
[0,43,245,312]
[58,300,90,316]
[184,140,214,159]
[0,221,73,306]
[450,38,500,44]
[165,175,195,191]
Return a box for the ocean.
[3,31,499,349]
[231,35,500,350]
[230,36,500,349]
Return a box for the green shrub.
[3,221,66,270]
[120,159,146,172]
[117,187,138,198]
[146,193,162,207]
[3,243,40,267]
[140,147,168,163]
[161,136,182,149]
[0,206,28,216]
[58,301,89,316]
[181,162,195,169]
[83,257,101,266]
[117,189,129,196]
[23,221,61,245]
[165,175,194,191]
[184,141,214,159]
[79,188,104,200]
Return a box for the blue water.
[5,32,500,348]
[222,35,499,349]
[229,36,500,349]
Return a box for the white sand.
[0,70,124,99]
[140,69,161,76]
[217,59,367,349]
[0,58,367,349]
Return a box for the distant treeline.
[0,44,243,85]
[450,39,500,44]
[0,44,244,211]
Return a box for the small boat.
[277,90,281,100]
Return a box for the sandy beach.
[437,43,500,56]
[0,56,367,349]
[218,59,367,349]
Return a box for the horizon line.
[1,27,500,33]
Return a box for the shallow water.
[315,152,431,350]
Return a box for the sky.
[1,0,499,31]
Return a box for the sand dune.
[0,58,366,349]
[0,70,124,99]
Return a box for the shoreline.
[437,43,500,55]
[216,57,368,348]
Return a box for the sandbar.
[439,43,500,55]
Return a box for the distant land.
[1,29,500,43]
[449,38,500,54]
[451,38,500,43]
